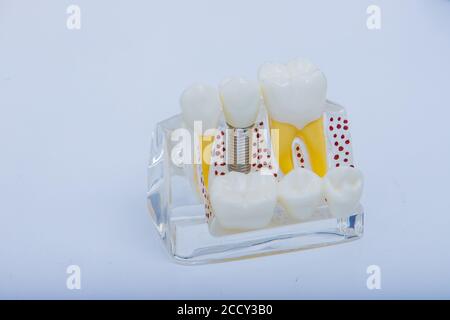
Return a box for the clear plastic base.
[147,102,364,264]
[168,207,363,264]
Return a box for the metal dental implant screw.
[227,125,252,173]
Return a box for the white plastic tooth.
[323,167,364,218]
[179,84,222,194]
[209,172,277,230]
[258,58,327,130]
[180,84,222,131]
[277,168,323,221]
[219,77,261,128]
[219,77,261,173]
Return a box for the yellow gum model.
[191,134,215,195]
[270,117,327,177]
[200,134,215,189]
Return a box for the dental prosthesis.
[178,58,364,232]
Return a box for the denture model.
[148,57,365,263]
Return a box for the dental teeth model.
[219,77,261,174]
[176,59,363,231]
[148,57,365,262]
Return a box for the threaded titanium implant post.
[227,125,252,174]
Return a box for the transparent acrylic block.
[147,100,364,264]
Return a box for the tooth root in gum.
[270,119,298,175]
[296,117,328,177]
[270,117,328,177]
[200,135,214,189]
[191,134,215,197]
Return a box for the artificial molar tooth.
[259,58,328,176]
[209,171,277,230]
[277,167,323,221]
[323,167,363,218]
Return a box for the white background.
[1,0,449,298]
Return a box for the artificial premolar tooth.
[259,58,328,176]
[180,84,222,189]
[209,172,277,230]
[323,167,363,218]
[219,77,261,173]
[277,168,323,221]
[180,84,222,131]
[219,77,261,128]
